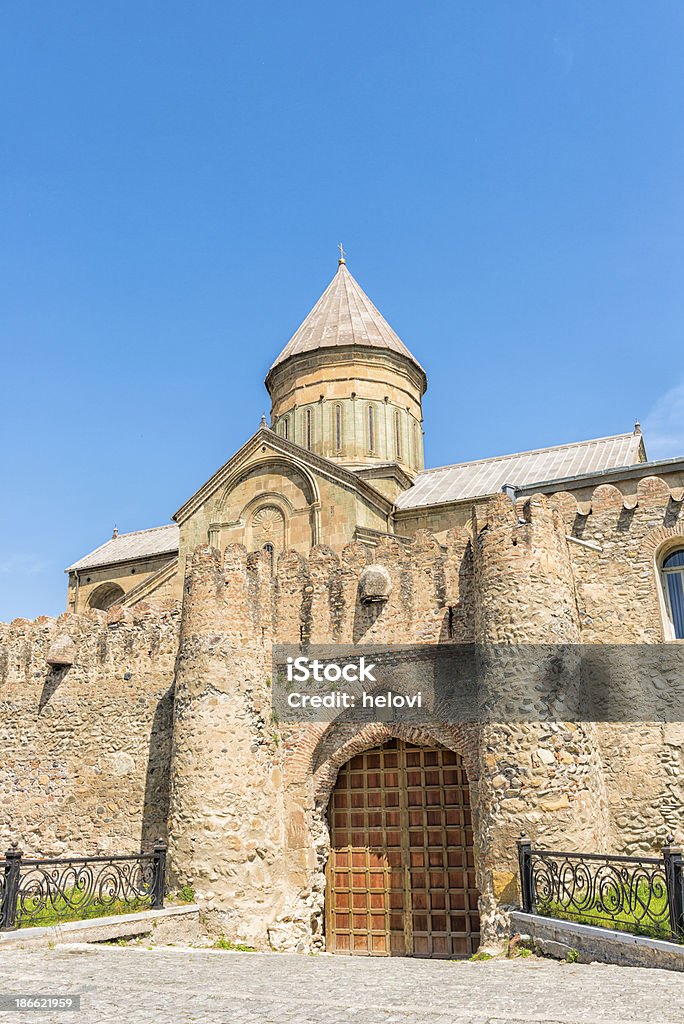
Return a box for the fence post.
[0,843,23,931]
[517,837,533,913]
[662,840,684,939]
[151,839,167,910]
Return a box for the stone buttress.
[472,493,610,940]
[167,546,286,944]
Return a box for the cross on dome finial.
[337,242,346,266]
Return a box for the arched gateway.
[325,739,480,957]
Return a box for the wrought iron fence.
[0,840,166,931]
[518,839,684,941]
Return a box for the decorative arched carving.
[213,455,321,549]
[216,456,320,516]
[251,504,286,549]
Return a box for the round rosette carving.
[252,505,285,543]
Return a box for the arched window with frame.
[282,415,289,441]
[263,542,275,576]
[394,409,402,460]
[335,404,342,451]
[306,408,312,451]
[368,404,375,453]
[662,547,684,639]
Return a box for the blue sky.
[1,1,683,620]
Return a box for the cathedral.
[65,254,669,624]
[2,255,684,957]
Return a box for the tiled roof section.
[269,262,424,374]
[395,432,645,510]
[66,524,179,572]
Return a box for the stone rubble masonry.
[0,603,180,857]
[472,494,610,939]
[165,482,683,951]
[546,475,684,857]
[0,474,682,954]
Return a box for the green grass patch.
[17,890,152,929]
[537,884,675,943]
[507,941,534,959]
[173,884,196,904]
[212,935,256,952]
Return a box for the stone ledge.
[0,903,200,949]
[510,910,684,972]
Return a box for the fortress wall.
[397,477,684,862]
[167,535,481,948]
[547,477,684,854]
[168,505,617,951]
[597,721,684,855]
[3,470,681,950]
[548,476,683,642]
[0,605,179,858]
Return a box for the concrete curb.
[0,903,200,949]
[511,910,684,972]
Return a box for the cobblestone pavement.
[0,945,682,1024]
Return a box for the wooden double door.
[326,739,480,957]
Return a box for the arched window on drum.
[661,547,684,639]
[393,409,402,460]
[334,404,342,452]
[367,404,375,454]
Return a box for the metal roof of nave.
[66,523,179,572]
[394,430,646,510]
[268,259,425,376]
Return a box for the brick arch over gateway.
[294,720,481,808]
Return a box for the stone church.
[1,256,684,956]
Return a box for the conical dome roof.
[267,261,425,378]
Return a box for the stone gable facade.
[2,259,684,955]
